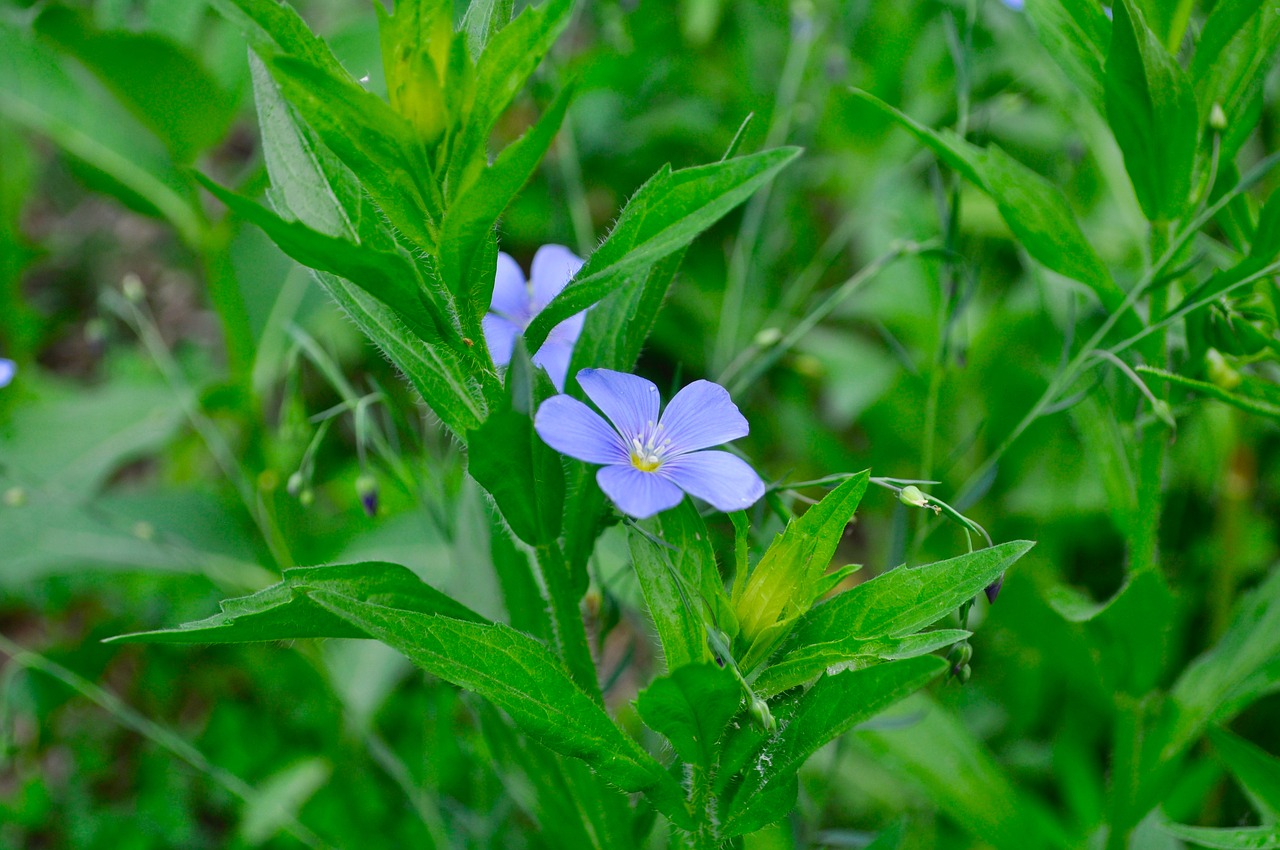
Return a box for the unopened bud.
[984,573,1005,604]
[754,327,783,347]
[121,274,145,302]
[948,642,973,668]
[356,473,379,517]
[299,488,315,508]
[954,663,972,684]
[1209,102,1227,132]
[1206,349,1242,390]
[899,485,928,507]
[748,697,777,734]
[287,471,306,498]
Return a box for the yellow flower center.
[629,422,670,473]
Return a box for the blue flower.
[0,358,14,389]
[534,368,766,519]
[483,245,587,391]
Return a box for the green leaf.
[718,657,947,837]
[525,147,801,352]
[197,176,445,344]
[635,663,741,771]
[1023,0,1111,115]
[1209,728,1280,821]
[264,54,439,246]
[859,695,1073,850]
[106,562,485,644]
[1191,0,1280,164]
[1157,567,1280,764]
[239,758,332,846]
[298,584,690,823]
[732,473,870,672]
[209,0,348,78]
[1105,0,1200,221]
[467,348,566,546]
[1137,367,1280,421]
[0,22,202,245]
[250,51,488,433]
[792,541,1034,647]
[448,0,573,193]
[1161,824,1280,850]
[441,83,575,309]
[852,91,1126,315]
[461,0,516,60]
[34,6,235,161]
[751,629,970,699]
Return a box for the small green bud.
[1209,102,1227,132]
[956,663,972,685]
[899,485,928,507]
[1206,349,1242,390]
[121,274,145,303]
[287,471,306,498]
[754,327,783,347]
[748,697,777,734]
[299,488,315,508]
[948,642,973,668]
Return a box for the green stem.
[685,764,719,850]
[534,543,600,702]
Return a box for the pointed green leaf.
[1209,728,1280,821]
[635,663,741,771]
[1105,0,1200,221]
[525,147,800,352]
[1191,0,1280,163]
[719,657,947,837]
[1161,824,1280,850]
[106,562,485,644]
[1023,0,1110,115]
[794,541,1034,646]
[853,90,1126,314]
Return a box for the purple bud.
[356,473,379,518]
[984,573,1005,605]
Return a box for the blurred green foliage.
[2,0,1280,848]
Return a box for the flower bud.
[954,663,972,684]
[898,485,928,507]
[356,473,379,517]
[984,573,1005,604]
[121,274,145,303]
[748,696,777,734]
[298,488,315,508]
[1206,349,1242,390]
[948,642,973,668]
[754,327,783,347]
[287,471,306,498]
[1209,102,1227,132]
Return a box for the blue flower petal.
[532,340,574,392]
[576,368,660,440]
[483,314,521,367]
[0,358,14,388]
[490,252,530,320]
[657,380,749,454]
[534,395,628,465]
[597,464,685,519]
[529,244,584,308]
[660,450,764,512]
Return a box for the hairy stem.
[535,543,600,702]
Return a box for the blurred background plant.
[1,0,1279,848]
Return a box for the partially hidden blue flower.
[534,368,766,519]
[483,244,586,391]
[0,358,14,389]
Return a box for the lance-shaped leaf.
[1190,0,1280,164]
[1105,0,1200,222]
[209,0,348,77]
[197,176,446,344]
[854,90,1127,316]
[441,83,575,307]
[1160,824,1280,849]
[636,663,741,771]
[717,657,947,837]
[525,147,800,352]
[1023,0,1111,116]
[106,562,485,644]
[264,54,439,246]
[733,473,870,673]
[467,345,566,546]
[251,49,488,433]
[300,583,691,825]
[793,541,1034,647]
[447,0,574,195]
[34,6,235,162]
[1209,728,1280,821]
